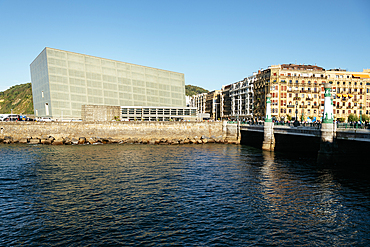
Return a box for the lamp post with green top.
[265,93,272,123]
[262,93,275,151]
[318,83,336,164]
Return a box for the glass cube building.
[30,47,186,119]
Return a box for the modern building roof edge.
[44,47,184,75]
[30,47,47,67]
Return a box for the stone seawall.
[0,121,240,145]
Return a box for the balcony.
[287,105,295,108]
[299,105,307,108]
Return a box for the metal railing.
[336,123,370,129]
[228,120,370,130]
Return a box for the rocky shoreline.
[0,135,240,145]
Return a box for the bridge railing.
[336,123,370,129]
[227,121,264,125]
[229,121,370,130]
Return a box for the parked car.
[37,117,54,122]
[2,114,19,121]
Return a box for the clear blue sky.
[0,0,369,92]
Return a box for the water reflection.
[0,144,369,246]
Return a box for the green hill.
[185,85,209,96]
[0,83,34,114]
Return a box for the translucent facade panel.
[88,96,103,104]
[105,98,119,105]
[170,73,184,80]
[49,75,68,84]
[86,64,102,73]
[146,75,157,83]
[132,94,142,100]
[48,57,67,67]
[103,83,118,90]
[69,78,86,86]
[102,67,116,76]
[71,102,83,110]
[145,68,158,76]
[67,53,84,63]
[172,99,183,106]
[50,83,69,92]
[88,88,103,96]
[171,92,181,98]
[86,72,102,80]
[120,100,133,106]
[70,86,86,94]
[53,101,71,109]
[158,71,169,77]
[47,49,67,59]
[147,96,159,103]
[159,77,169,84]
[104,91,118,98]
[117,70,128,78]
[146,89,158,96]
[118,78,131,85]
[85,56,101,65]
[69,69,85,78]
[159,84,170,91]
[31,47,185,119]
[132,87,145,94]
[103,75,117,83]
[119,92,132,100]
[132,72,145,80]
[68,61,84,70]
[48,66,68,76]
[132,80,145,87]
[101,59,116,68]
[160,98,171,104]
[87,80,102,88]
[70,94,86,102]
[131,66,145,73]
[159,91,171,97]
[116,63,130,70]
[51,92,70,100]
[118,85,132,92]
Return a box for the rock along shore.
[0,121,240,145]
[0,135,240,145]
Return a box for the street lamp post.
[294,101,299,127]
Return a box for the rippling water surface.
[1,144,370,246]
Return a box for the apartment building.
[189,93,207,114]
[229,74,256,120]
[326,69,370,119]
[205,90,221,120]
[220,84,232,119]
[254,64,328,121]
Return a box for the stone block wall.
[81,105,120,121]
[0,121,224,140]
